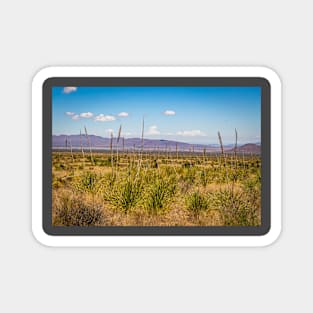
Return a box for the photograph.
[52,86,262,227]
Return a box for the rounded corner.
[259,224,282,247]
[32,66,58,89]
[31,225,54,248]
[256,66,282,88]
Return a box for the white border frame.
[32,66,281,247]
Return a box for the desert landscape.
[52,128,261,227]
[52,86,261,227]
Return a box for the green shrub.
[145,177,176,214]
[181,167,197,184]
[186,191,209,217]
[213,189,259,226]
[74,172,100,194]
[107,178,143,213]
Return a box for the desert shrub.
[140,168,158,185]
[182,161,193,168]
[215,168,229,183]
[186,191,209,217]
[52,177,64,189]
[242,175,260,193]
[74,172,100,194]
[53,198,105,226]
[181,167,197,184]
[145,177,176,214]
[213,189,259,226]
[163,166,176,177]
[198,168,214,186]
[241,173,261,208]
[53,163,62,171]
[52,149,261,227]
[179,181,193,193]
[59,163,67,170]
[107,178,143,213]
[99,157,112,167]
[119,180,142,212]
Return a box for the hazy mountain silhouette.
[52,134,260,153]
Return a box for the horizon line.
[52,134,260,146]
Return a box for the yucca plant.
[74,172,100,195]
[145,177,175,214]
[107,178,143,213]
[186,191,209,218]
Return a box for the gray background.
[0,0,311,312]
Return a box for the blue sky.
[52,86,261,144]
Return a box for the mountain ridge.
[52,134,261,153]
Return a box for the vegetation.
[53,196,105,226]
[186,191,209,219]
[52,128,261,227]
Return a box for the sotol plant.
[107,178,143,213]
[186,191,209,218]
[74,172,100,195]
[145,177,176,214]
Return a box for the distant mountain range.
[52,134,261,154]
[231,143,261,154]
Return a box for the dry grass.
[52,147,261,227]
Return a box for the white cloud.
[65,111,75,116]
[176,130,206,137]
[72,114,80,120]
[105,128,131,136]
[163,110,176,116]
[147,125,160,135]
[80,112,94,118]
[63,87,77,94]
[118,112,129,117]
[94,114,116,122]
